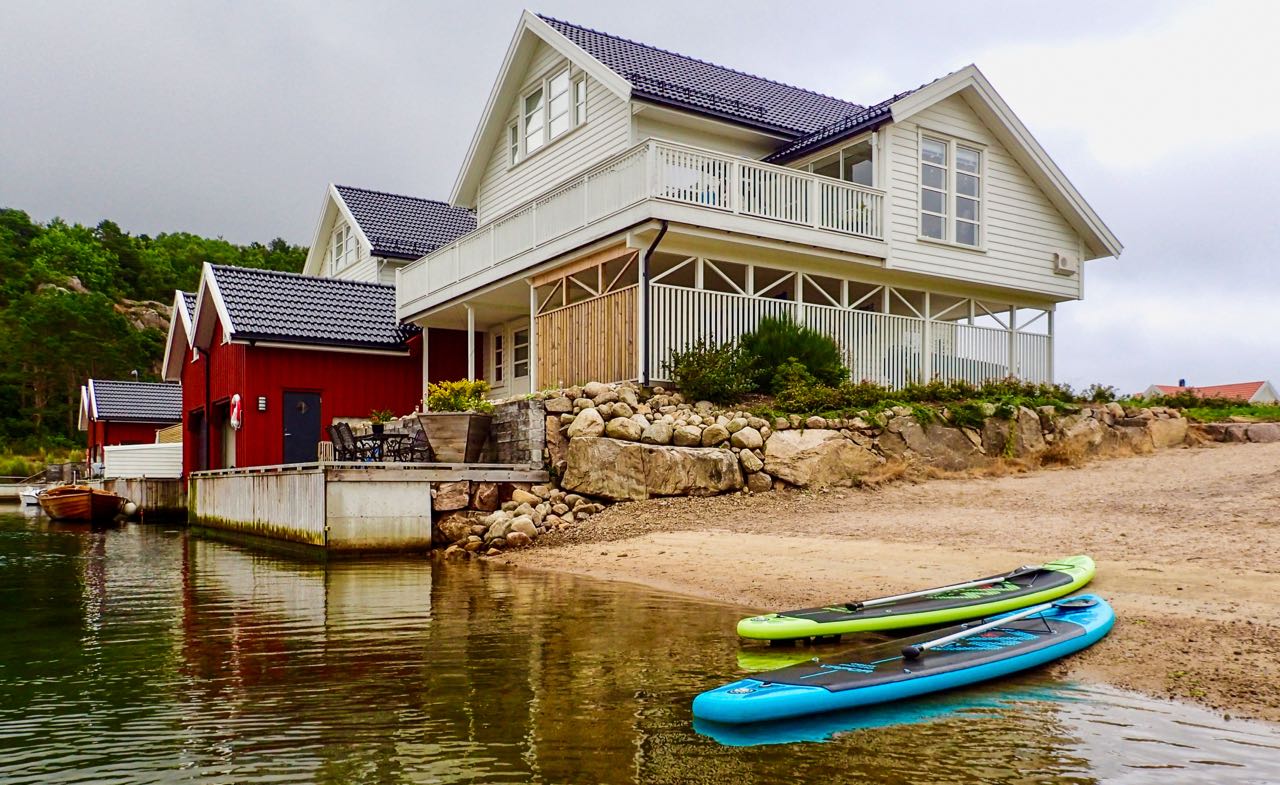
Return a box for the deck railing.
[398,139,884,315]
[649,285,1052,388]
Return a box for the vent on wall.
[1053,252,1079,276]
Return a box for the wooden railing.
[536,285,637,388]
[648,285,1052,388]
[398,139,884,317]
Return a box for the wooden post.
[465,304,476,382]
[421,325,430,408]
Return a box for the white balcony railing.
[398,139,885,314]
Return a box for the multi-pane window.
[511,65,584,165]
[493,333,504,384]
[920,136,981,246]
[808,138,873,186]
[512,328,530,378]
[330,223,355,271]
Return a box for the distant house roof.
[334,185,476,260]
[539,15,864,136]
[180,291,196,322]
[206,265,417,351]
[1147,382,1275,402]
[86,379,182,423]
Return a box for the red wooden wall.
[85,419,169,464]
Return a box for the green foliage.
[369,409,395,424]
[666,339,754,404]
[425,379,495,414]
[1084,383,1118,402]
[0,207,307,452]
[738,315,847,392]
[1156,402,1280,423]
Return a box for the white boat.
[19,486,42,506]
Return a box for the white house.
[338,12,1124,397]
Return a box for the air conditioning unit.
[1052,251,1079,276]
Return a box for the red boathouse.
[78,379,183,466]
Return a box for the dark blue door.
[282,392,321,464]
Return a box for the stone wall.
[487,398,546,465]
[1195,422,1280,444]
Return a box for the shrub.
[667,338,755,404]
[426,379,494,414]
[738,315,847,393]
[1083,383,1117,403]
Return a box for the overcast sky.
[2,0,1277,393]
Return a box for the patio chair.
[391,427,433,463]
[333,422,377,462]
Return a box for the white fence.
[398,139,884,313]
[649,285,1052,387]
[103,442,183,479]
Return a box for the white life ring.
[230,394,243,430]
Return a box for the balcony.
[398,138,886,321]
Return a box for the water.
[1,508,1277,784]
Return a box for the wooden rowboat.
[37,485,125,522]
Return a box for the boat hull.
[37,486,124,522]
[696,594,1114,724]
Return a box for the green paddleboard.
[736,555,1095,641]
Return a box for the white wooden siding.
[885,95,1083,299]
[103,443,183,479]
[474,40,631,225]
[633,112,779,160]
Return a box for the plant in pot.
[369,409,394,436]
[417,380,494,463]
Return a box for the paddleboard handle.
[845,564,1043,612]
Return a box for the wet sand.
[502,442,1280,722]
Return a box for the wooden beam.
[530,245,635,287]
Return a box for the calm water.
[1,508,1278,785]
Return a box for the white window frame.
[330,222,356,272]
[803,134,875,187]
[917,130,985,251]
[491,329,505,387]
[512,326,530,380]
[510,63,586,167]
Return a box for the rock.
[980,408,1045,458]
[773,418,790,431]
[545,416,570,468]
[583,381,611,399]
[730,426,763,450]
[485,547,501,557]
[559,413,576,426]
[433,480,471,511]
[573,397,594,411]
[805,416,826,429]
[486,518,513,542]
[509,516,538,538]
[560,437,743,501]
[563,493,584,507]
[726,417,748,433]
[1247,423,1280,443]
[673,425,702,447]
[471,481,499,511]
[701,423,730,446]
[435,512,475,544]
[464,539,483,552]
[746,472,773,493]
[1036,405,1057,430]
[504,531,533,548]
[510,488,541,506]
[514,502,535,518]
[1148,417,1189,449]
[880,417,988,471]
[739,449,763,473]
[605,416,645,441]
[567,407,605,438]
[763,429,883,487]
[631,413,651,430]
[544,396,573,413]
[619,386,639,408]
[593,391,620,405]
[1054,414,1106,454]
[443,544,465,559]
[747,417,768,431]
[641,421,674,445]
[1106,402,1125,419]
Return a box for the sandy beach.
[502,441,1280,722]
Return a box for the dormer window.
[330,222,355,272]
[806,138,874,187]
[511,64,583,165]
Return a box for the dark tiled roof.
[540,15,864,136]
[211,265,418,351]
[180,291,196,322]
[334,185,476,260]
[90,380,182,422]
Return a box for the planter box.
[417,412,492,463]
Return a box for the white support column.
[795,274,804,324]
[921,291,932,383]
[465,303,476,382]
[637,249,648,383]
[1007,306,1018,379]
[421,325,430,409]
[528,282,539,392]
[1047,309,1055,383]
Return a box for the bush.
[738,316,847,393]
[667,339,754,404]
[425,379,494,414]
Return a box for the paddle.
[900,597,1098,660]
[844,564,1043,612]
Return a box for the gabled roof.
[538,15,863,136]
[1148,382,1274,402]
[180,291,196,321]
[334,185,476,260]
[191,264,417,352]
[162,289,196,381]
[763,83,936,164]
[85,379,182,423]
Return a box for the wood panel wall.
[536,285,636,388]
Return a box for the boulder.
[739,449,763,473]
[545,416,570,468]
[730,426,764,450]
[509,516,538,538]
[980,407,1046,458]
[673,425,702,447]
[701,423,730,446]
[560,437,743,501]
[433,480,471,511]
[471,481,499,512]
[544,396,573,414]
[1247,422,1280,443]
[567,407,605,438]
[504,531,534,548]
[805,416,827,429]
[879,417,988,471]
[763,428,883,487]
[746,472,773,493]
[605,416,645,441]
[435,512,476,544]
[641,421,674,445]
[510,488,541,506]
[1053,413,1106,454]
[1147,417,1188,449]
[726,417,748,434]
[582,381,611,399]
